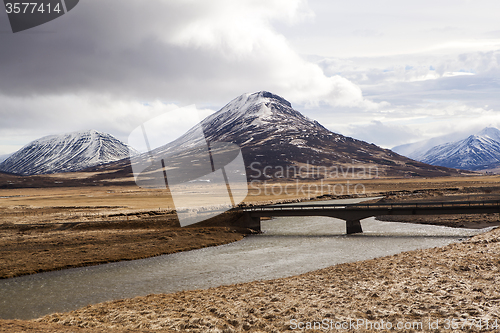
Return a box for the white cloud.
[164,0,381,109]
[365,104,500,147]
[169,0,314,55]
[285,0,500,58]
[345,120,421,148]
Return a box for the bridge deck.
[243,200,500,212]
[238,200,500,234]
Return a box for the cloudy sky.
[1,0,500,155]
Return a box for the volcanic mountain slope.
[129,91,462,180]
[421,127,500,171]
[0,130,137,175]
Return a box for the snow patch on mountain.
[199,91,336,146]
[477,127,500,142]
[144,91,337,159]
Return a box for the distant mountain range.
[0,92,463,179]
[0,130,136,175]
[394,127,500,171]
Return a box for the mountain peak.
[34,129,107,144]
[256,91,292,107]
[477,127,500,142]
[219,91,292,116]
[196,90,328,147]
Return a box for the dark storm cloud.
[0,0,372,107]
[0,1,225,101]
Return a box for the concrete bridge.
[237,200,500,234]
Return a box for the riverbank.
[0,213,255,279]
[19,222,499,332]
[377,213,500,229]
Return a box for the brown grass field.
[2,174,500,279]
[2,174,500,331]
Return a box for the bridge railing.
[240,200,500,212]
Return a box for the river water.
[0,198,490,320]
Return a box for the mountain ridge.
[1,92,464,180]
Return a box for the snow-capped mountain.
[130,91,461,179]
[420,127,500,170]
[392,129,476,160]
[161,91,338,159]
[0,130,137,175]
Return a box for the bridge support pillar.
[235,213,261,232]
[346,219,363,234]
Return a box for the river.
[0,198,490,320]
